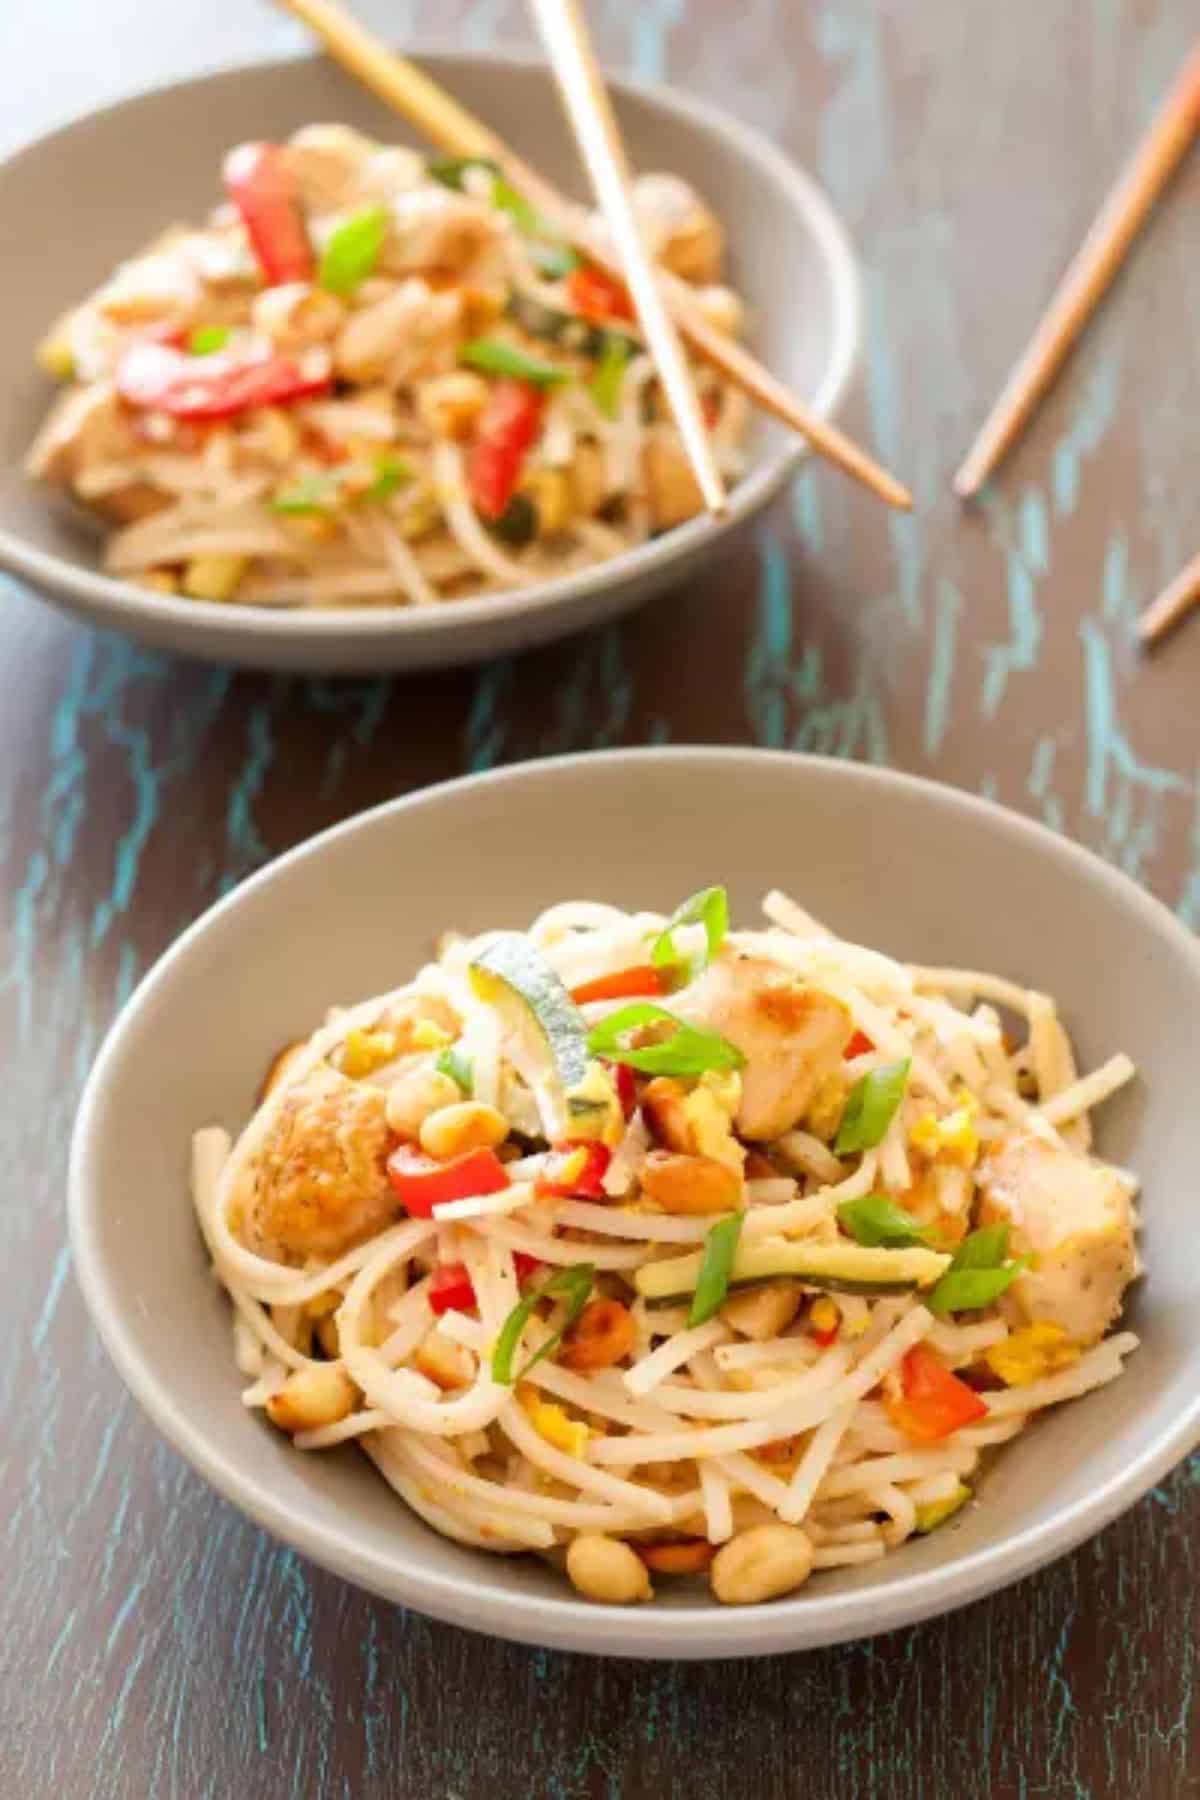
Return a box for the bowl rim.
[68,747,1200,1657]
[0,47,860,645]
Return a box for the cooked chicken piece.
[677,953,852,1141]
[95,246,203,327]
[629,173,724,285]
[25,383,139,487]
[643,435,705,532]
[282,123,379,213]
[977,1135,1137,1345]
[334,277,464,386]
[236,1066,398,1263]
[252,282,345,351]
[377,188,505,280]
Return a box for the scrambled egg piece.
[910,1091,980,1166]
[340,1027,398,1078]
[411,1018,454,1050]
[682,1071,745,1175]
[520,1390,590,1458]
[984,1322,1080,1388]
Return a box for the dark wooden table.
[4,3,1200,1795]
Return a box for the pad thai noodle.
[27,126,748,610]
[193,888,1140,1607]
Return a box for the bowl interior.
[71,750,1200,1656]
[0,52,847,606]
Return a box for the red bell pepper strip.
[467,379,545,520]
[116,341,331,420]
[223,141,315,287]
[566,264,635,324]
[429,1262,477,1316]
[385,1144,510,1219]
[845,1029,875,1058]
[570,965,665,1006]
[513,1251,543,1285]
[539,1141,612,1199]
[887,1343,988,1443]
[608,1059,637,1121]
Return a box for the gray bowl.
[69,748,1200,1658]
[0,52,858,673]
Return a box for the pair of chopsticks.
[955,41,1200,648]
[276,0,912,514]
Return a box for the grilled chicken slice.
[977,1135,1137,1345]
[677,953,852,1141]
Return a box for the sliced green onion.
[588,332,631,420]
[529,241,583,279]
[834,1060,911,1155]
[270,455,410,516]
[490,174,541,234]
[434,1047,473,1095]
[427,155,499,191]
[490,492,538,545]
[491,1263,595,1384]
[319,205,390,297]
[459,336,569,388]
[837,1194,933,1249]
[689,1214,744,1326]
[188,324,230,355]
[270,475,337,516]
[928,1224,1030,1315]
[585,1001,744,1076]
[651,885,728,985]
[363,455,411,502]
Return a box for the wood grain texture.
[3,3,1200,1796]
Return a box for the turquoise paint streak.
[1079,618,1188,819]
[744,536,792,746]
[979,490,1046,717]
[1051,359,1120,517]
[223,699,277,889]
[465,660,516,770]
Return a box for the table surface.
[4,3,1200,1796]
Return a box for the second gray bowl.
[0,51,859,671]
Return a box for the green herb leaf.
[585,1001,745,1076]
[834,1060,911,1155]
[490,491,538,546]
[529,240,583,279]
[459,336,569,388]
[434,1047,473,1095]
[689,1213,744,1326]
[928,1224,1029,1315]
[491,1263,595,1384]
[837,1194,933,1248]
[319,205,391,296]
[188,324,230,355]
[588,332,631,420]
[651,885,728,985]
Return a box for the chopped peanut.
[265,1364,360,1434]
[561,1299,636,1371]
[418,1100,509,1161]
[640,1150,742,1216]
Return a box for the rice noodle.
[194,885,1142,1604]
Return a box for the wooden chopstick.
[1138,549,1200,648]
[530,0,725,516]
[274,0,912,511]
[955,40,1200,499]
